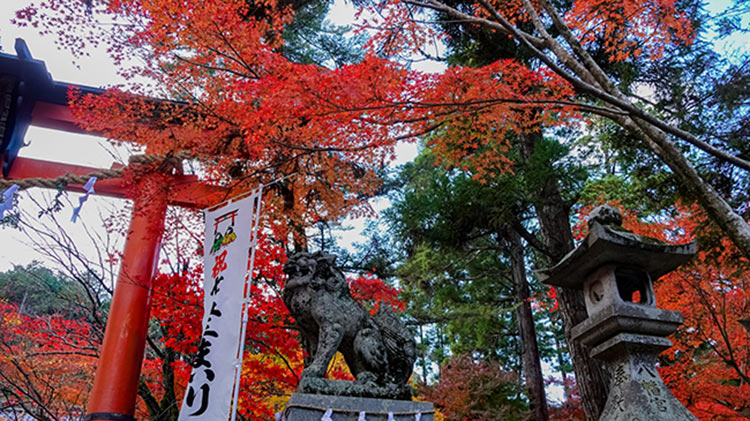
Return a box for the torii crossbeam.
[1,39,233,421]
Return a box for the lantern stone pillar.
[539,206,697,421]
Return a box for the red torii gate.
[1,39,232,421]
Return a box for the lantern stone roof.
[538,206,696,289]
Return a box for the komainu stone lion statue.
[282,252,416,400]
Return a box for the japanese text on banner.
[179,189,262,420]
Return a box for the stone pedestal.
[594,347,695,420]
[572,302,696,420]
[281,393,434,421]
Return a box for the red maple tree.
[0,300,97,419]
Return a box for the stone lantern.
[539,206,697,421]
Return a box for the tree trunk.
[519,132,609,420]
[552,319,571,401]
[157,347,179,420]
[278,180,308,252]
[508,228,549,421]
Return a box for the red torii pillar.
[6,156,230,421]
[86,172,169,421]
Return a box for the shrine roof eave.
[0,38,189,177]
[0,38,106,106]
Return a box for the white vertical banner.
[179,187,263,421]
